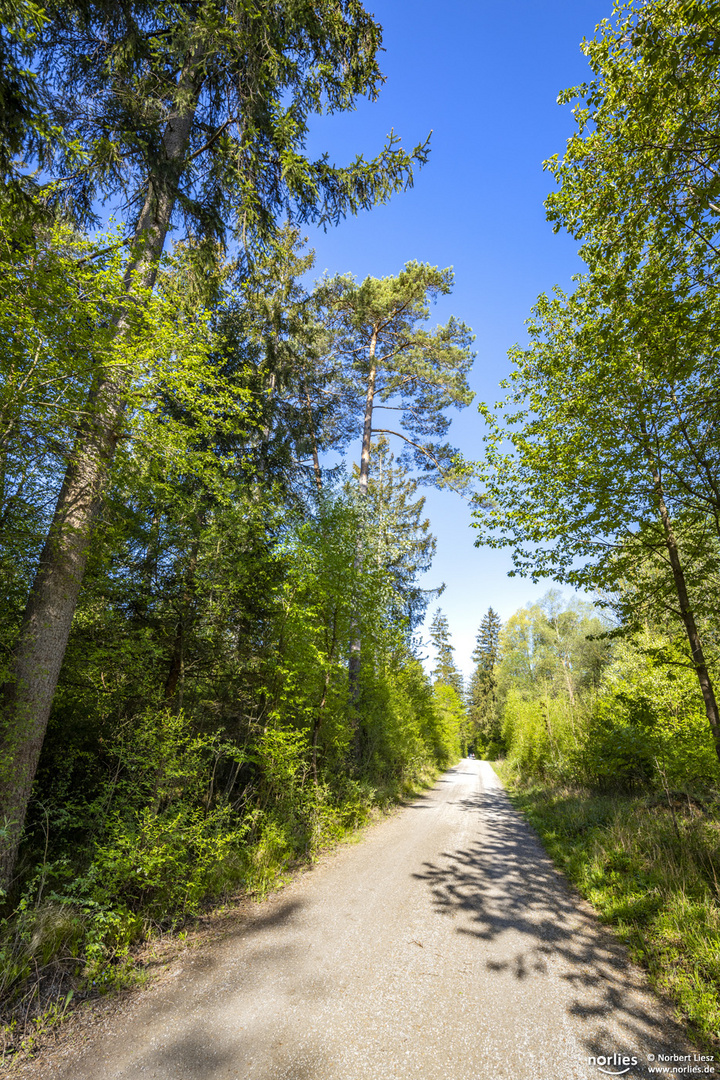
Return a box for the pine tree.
[324,261,474,692]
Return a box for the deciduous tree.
[473,261,720,765]
[0,0,431,887]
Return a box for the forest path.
[18,761,697,1080]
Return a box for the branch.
[370,427,471,500]
[186,117,239,163]
[76,234,133,267]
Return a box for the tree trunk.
[0,56,205,890]
[644,431,720,765]
[357,328,378,499]
[302,384,323,494]
[348,327,378,693]
[312,610,339,782]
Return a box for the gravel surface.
[15,760,705,1080]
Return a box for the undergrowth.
[497,763,720,1050]
[0,752,440,1068]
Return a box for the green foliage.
[27,0,430,243]
[429,608,464,695]
[585,634,720,789]
[0,0,473,1056]
[361,438,439,629]
[431,683,465,764]
[467,607,502,756]
[472,252,720,762]
[546,0,720,276]
[21,710,247,923]
[322,260,475,489]
[495,592,720,792]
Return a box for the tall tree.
[0,0,430,888]
[472,260,720,767]
[324,261,474,499]
[321,261,473,690]
[467,607,501,752]
[472,608,501,677]
[428,607,466,755]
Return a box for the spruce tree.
[467,607,502,756]
[363,438,438,632]
[429,608,463,697]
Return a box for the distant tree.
[467,607,501,755]
[429,609,464,697]
[428,609,466,756]
[472,608,501,679]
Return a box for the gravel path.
[18,760,704,1080]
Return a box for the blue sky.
[301,0,613,678]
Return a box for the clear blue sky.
[302,0,611,677]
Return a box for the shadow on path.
[413,785,694,1076]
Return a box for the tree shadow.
[54,898,322,1080]
[413,785,696,1076]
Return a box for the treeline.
[470,594,718,791]
[467,592,720,1044]
[0,0,474,1040]
[472,0,720,779]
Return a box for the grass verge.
[496,764,720,1050]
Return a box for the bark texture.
[0,57,204,889]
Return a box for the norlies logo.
[588,1054,639,1076]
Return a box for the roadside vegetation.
[501,779,720,1048]
[463,590,720,1047]
[467,0,720,1050]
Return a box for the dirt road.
[20,760,700,1080]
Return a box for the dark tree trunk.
[644,430,720,765]
[0,58,204,890]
